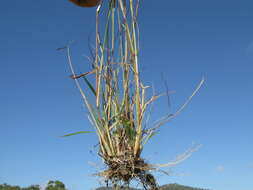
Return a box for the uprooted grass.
[61,0,204,190]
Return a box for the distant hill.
[159,183,208,190]
[96,187,137,190]
[96,183,208,190]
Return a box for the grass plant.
[61,0,204,189]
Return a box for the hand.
[69,0,101,7]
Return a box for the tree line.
[1,181,209,190]
[0,181,66,190]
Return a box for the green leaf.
[83,76,96,96]
[123,120,136,142]
[60,131,93,137]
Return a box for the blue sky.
[1,0,253,190]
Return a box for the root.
[97,154,159,190]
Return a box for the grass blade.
[83,76,97,96]
[61,131,93,137]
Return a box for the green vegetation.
[0,183,209,190]
[45,181,66,190]
[0,181,67,190]
[0,184,40,190]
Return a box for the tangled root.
[97,154,158,190]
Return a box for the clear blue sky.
[1,0,253,190]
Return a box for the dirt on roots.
[97,154,159,190]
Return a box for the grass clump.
[61,0,204,189]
